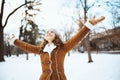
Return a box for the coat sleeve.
[63,26,90,53]
[14,39,41,54]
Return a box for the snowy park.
[0,0,120,80]
[0,52,120,80]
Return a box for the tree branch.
[3,1,41,28]
[79,0,84,9]
[87,0,99,11]
[106,1,120,8]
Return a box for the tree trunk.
[26,52,29,60]
[0,26,5,62]
[0,0,5,62]
[86,37,93,63]
[84,0,93,63]
[84,36,93,63]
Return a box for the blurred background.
[0,0,120,80]
[0,0,119,61]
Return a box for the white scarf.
[43,43,56,54]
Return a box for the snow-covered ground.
[0,52,120,80]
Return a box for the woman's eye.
[51,31,54,33]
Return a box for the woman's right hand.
[89,16,105,25]
[84,16,105,30]
[7,34,16,45]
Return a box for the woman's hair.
[39,29,63,53]
[39,39,48,53]
[53,33,63,46]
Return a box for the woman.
[8,16,105,80]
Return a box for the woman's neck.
[48,42,53,46]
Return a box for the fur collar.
[43,43,56,54]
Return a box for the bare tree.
[75,0,100,63]
[105,0,120,30]
[95,0,120,51]
[0,0,41,62]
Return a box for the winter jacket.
[13,26,90,80]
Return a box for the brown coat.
[14,26,90,80]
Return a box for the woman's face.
[45,30,56,43]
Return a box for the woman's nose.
[47,32,52,36]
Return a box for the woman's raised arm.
[7,34,41,54]
[63,16,105,53]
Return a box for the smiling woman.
[45,29,56,44]
[7,16,105,80]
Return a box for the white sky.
[2,0,113,38]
